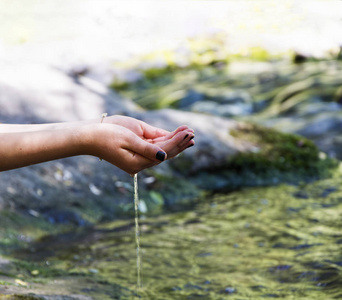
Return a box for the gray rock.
[296,113,342,138]
[187,89,254,117]
[0,256,14,273]
[0,62,138,124]
[177,89,204,108]
[190,101,253,117]
[44,209,89,226]
[295,100,342,117]
[206,89,253,105]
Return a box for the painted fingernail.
[187,144,194,148]
[189,136,195,140]
[156,151,166,161]
[183,134,189,140]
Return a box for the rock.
[224,287,236,294]
[264,112,342,159]
[189,101,218,114]
[190,101,253,117]
[0,62,138,124]
[206,89,253,105]
[43,209,89,226]
[177,89,204,108]
[0,60,339,223]
[0,256,14,275]
[295,101,341,117]
[296,113,342,139]
[140,110,338,194]
[186,89,254,116]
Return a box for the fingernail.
[187,144,194,148]
[156,151,166,161]
[183,134,189,140]
[189,136,195,140]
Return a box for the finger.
[178,130,195,149]
[129,137,168,162]
[160,130,195,158]
[123,150,160,175]
[152,125,194,144]
[140,121,171,140]
[186,139,195,149]
[169,125,194,138]
[107,143,161,174]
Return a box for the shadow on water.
[5,175,342,300]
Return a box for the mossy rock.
[224,124,337,187]
[229,123,322,172]
[170,123,339,192]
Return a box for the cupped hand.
[104,115,195,160]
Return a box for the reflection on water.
[9,177,342,299]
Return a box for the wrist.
[77,123,104,157]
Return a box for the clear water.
[3,177,342,300]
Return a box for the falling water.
[133,173,142,291]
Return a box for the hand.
[90,123,194,174]
[104,115,195,159]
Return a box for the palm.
[106,115,194,159]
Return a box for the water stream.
[2,177,342,299]
[133,173,142,292]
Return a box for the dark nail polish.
[189,136,195,140]
[183,134,189,140]
[187,144,194,148]
[156,151,166,161]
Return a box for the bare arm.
[0,126,88,171]
[0,119,98,133]
[0,118,195,174]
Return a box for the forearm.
[0,116,172,146]
[0,119,100,133]
[0,126,91,171]
[0,115,142,134]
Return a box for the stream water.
[133,173,142,291]
[3,176,342,300]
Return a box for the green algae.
[0,211,68,252]
[228,123,338,179]
[168,122,339,194]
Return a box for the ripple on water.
[5,179,342,299]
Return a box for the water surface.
[7,177,342,299]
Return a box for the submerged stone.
[224,287,236,294]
